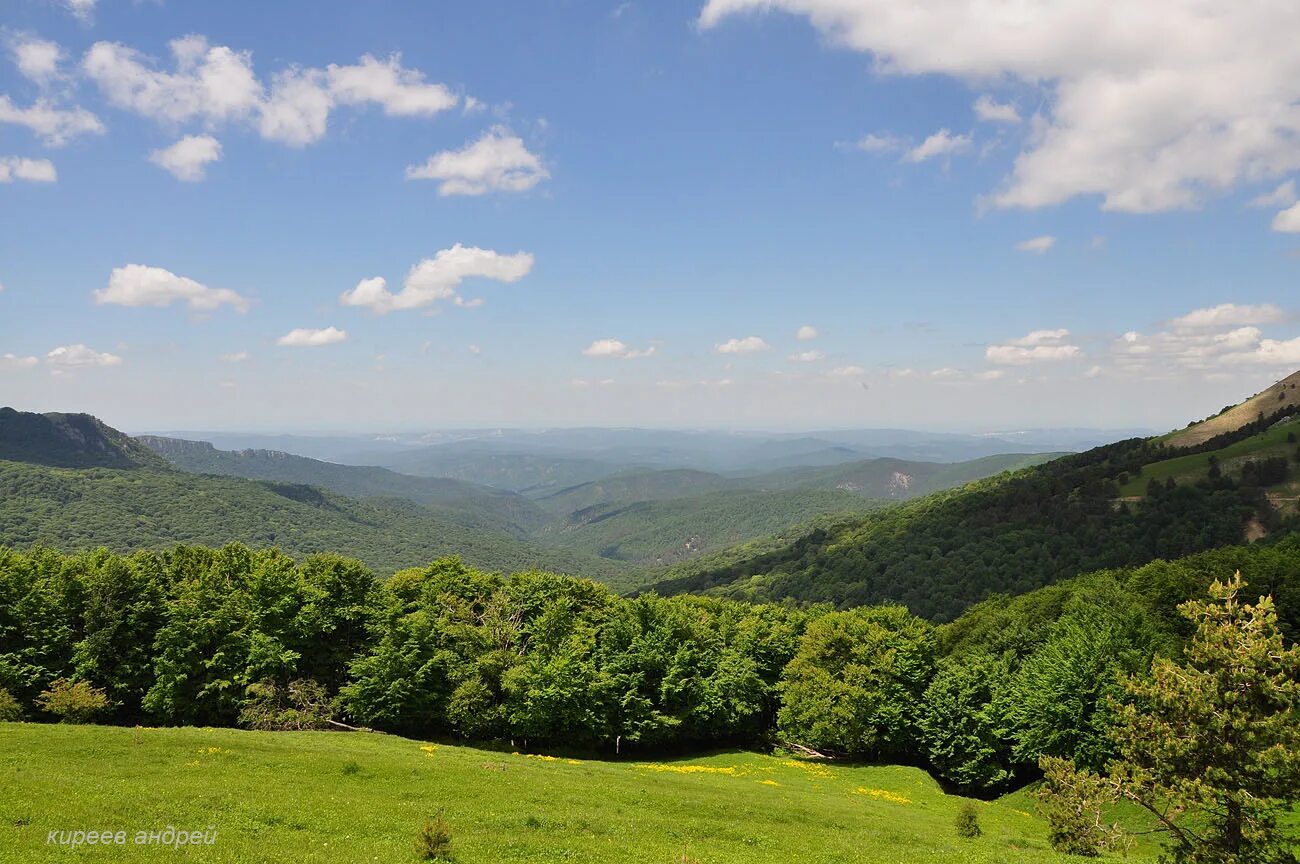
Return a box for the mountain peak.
[1164,369,1300,449]
[0,407,168,470]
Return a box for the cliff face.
[0,408,169,470]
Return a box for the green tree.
[1041,574,1300,863]
[777,606,934,757]
[920,654,1013,792]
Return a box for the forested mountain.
[0,409,624,581]
[0,408,167,470]
[138,436,548,531]
[648,375,1300,620]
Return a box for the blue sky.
[2,0,1299,432]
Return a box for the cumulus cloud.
[716,336,770,354]
[84,37,263,126]
[149,134,222,181]
[277,326,347,347]
[406,127,549,195]
[1015,235,1056,253]
[1220,337,1300,366]
[0,156,56,183]
[1273,202,1300,233]
[973,95,1020,124]
[796,324,819,340]
[0,95,104,146]
[339,245,534,314]
[987,329,1081,364]
[326,53,457,117]
[789,350,825,362]
[95,264,250,312]
[1168,303,1288,331]
[582,338,656,359]
[46,344,121,367]
[1,353,39,370]
[13,38,63,84]
[83,39,460,148]
[699,1,1300,214]
[904,128,970,163]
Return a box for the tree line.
[0,538,1296,798]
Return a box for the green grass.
[0,723,1159,863]
[1118,418,1300,496]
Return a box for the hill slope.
[138,436,547,531]
[0,724,1135,864]
[1164,369,1300,448]
[0,407,166,470]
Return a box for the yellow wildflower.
[853,787,912,805]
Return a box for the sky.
[2,0,1299,433]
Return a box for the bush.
[238,680,337,731]
[0,687,22,722]
[415,812,453,861]
[35,679,110,724]
[955,802,982,838]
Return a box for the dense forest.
[2,539,1295,796]
[652,435,1296,620]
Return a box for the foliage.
[955,801,982,838]
[239,679,338,731]
[1035,756,1126,856]
[416,811,453,861]
[777,606,934,758]
[35,678,109,723]
[0,686,20,721]
[1040,575,1300,864]
[919,654,1013,792]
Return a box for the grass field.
[1119,417,1300,497]
[0,723,1162,864]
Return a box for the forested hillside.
[0,460,625,581]
[0,408,166,470]
[650,435,1295,620]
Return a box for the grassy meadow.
[0,723,1161,864]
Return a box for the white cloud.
[326,54,457,117]
[220,352,248,362]
[1008,328,1072,347]
[46,344,121,367]
[716,336,770,354]
[1248,180,1295,209]
[1168,303,1287,331]
[973,95,1020,124]
[84,37,263,126]
[904,128,970,163]
[1015,235,1056,253]
[796,324,819,340]
[987,329,1082,364]
[974,369,1006,380]
[830,364,866,376]
[13,38,63,84]
[339,245,534,314]
[64,0,96,21]
[789,350,825,362]
[406,127,549,195]
[95,264,250,312]
[1220,337,1300,366]
[277,326,347,347]
[0,95,104,146]
[1273,202,1300,233]
[0,156,56,183]
[1,353,39,369]
[582,338,656,359]
[850,133,903,153]
[699,1,1300,214]
[149,135,222,181]
[84,39,460,148]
